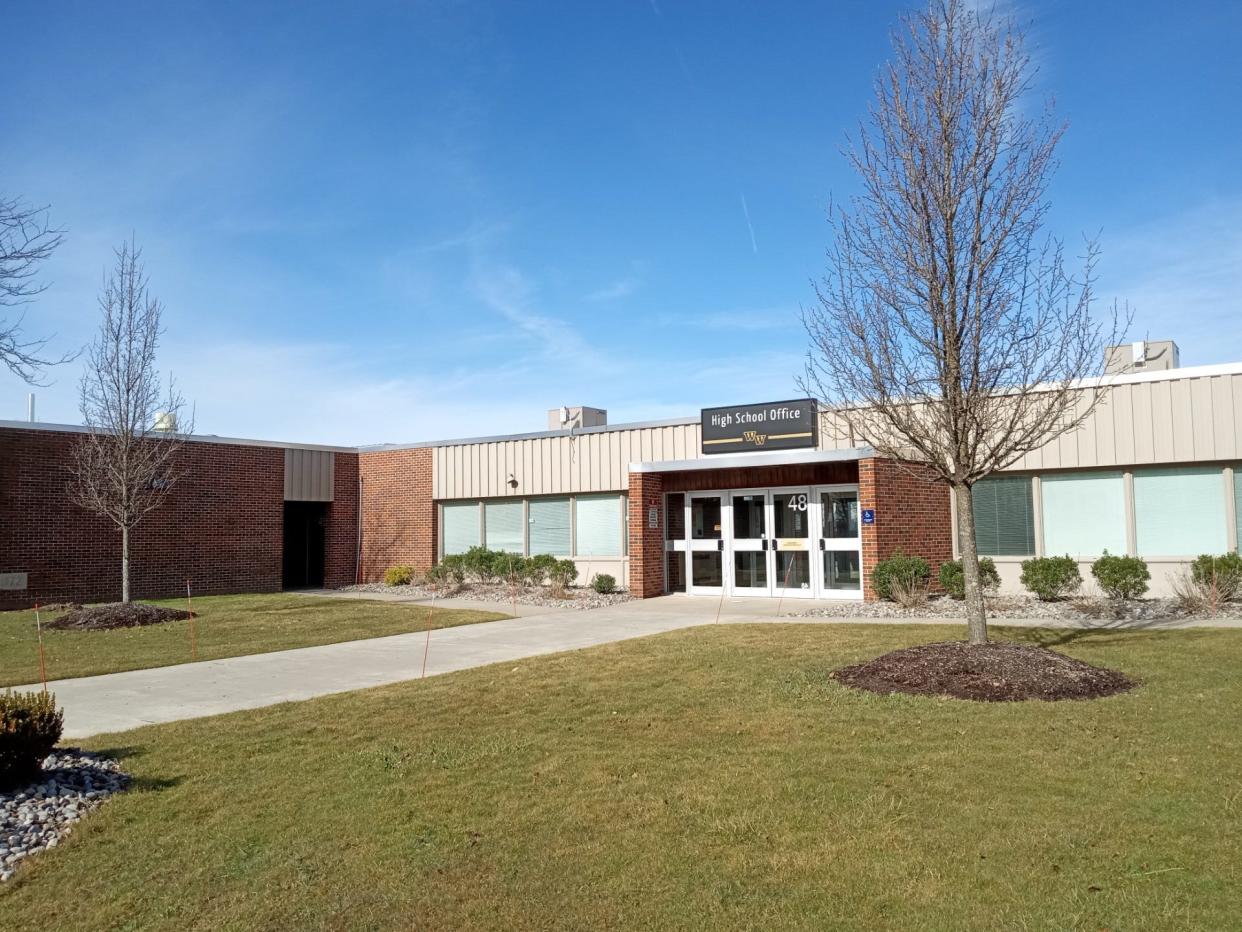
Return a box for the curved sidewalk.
[20,595,1239,738]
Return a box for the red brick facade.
[628,471,665,598]
[325,452,361,589]
[858,457,953,600]
[357,447,436,581]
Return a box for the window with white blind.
[1134,467,1226,556]
[575,494,623,556]
[528,497,571,556]
[1041,471,1127,557]
[442,502,480,555]
[1236,468,1242,554]
[484,501,524,554]
[971,477,1035,556]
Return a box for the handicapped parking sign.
[861,508,876,526]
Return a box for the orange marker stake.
[775,555,795,618]
[186,579,197,661]
[420,604,435,678]
[34,602,48,693]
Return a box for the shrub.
[461,546,501,583]
[1020,555,1082,601]
[937,557,1001,600]
[494,553,526,585]
[383,565,415,587]
[1,690,64,791]
[1172,567,1226,616]
[523,554,559,586]
[870,551,930,602]
[590,573,617,594]
[426,557,465,589]
[1190,553,1242,602]
[1091,552,1150,601]
[549,559,579,597]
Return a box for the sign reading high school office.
[700,399,819,454]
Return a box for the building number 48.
[786,493,808,511]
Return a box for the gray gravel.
[1,749,129,882]
[339,581,633,611]
[791,595,1242,622]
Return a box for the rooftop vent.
[1104,340,1179,375]
[548,406,607,431]
[152,411,178,432]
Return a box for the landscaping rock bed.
[831,641,1136,702]
[45,602,193,631]
[792,595,1242,623]
[1,749,129,882]
[340,582,633,611]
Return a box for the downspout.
[355,474,364,585]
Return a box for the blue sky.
[3,0,1240,445]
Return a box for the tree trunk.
[121,524,130,604]
[952,483,988,645]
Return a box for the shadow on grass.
[88,744,184,793]
[1000,620,1220,649]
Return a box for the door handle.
[718,539,724,552]
[818,539,825,551]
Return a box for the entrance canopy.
[629,446,874,474]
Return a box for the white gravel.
[1,748,129,882]
[791,594,1242,622]
[339,581,633,611]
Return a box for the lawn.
[0,594,506,686]
[1,622,1238,931]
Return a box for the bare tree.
[801,0,1125,644]
[0,195,75,382]
[69,241,192,603]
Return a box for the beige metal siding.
[283,448,335,501]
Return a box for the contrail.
[740,193,758,254]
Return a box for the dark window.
[971,477,1035,556]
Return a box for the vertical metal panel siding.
[283,448,334,501]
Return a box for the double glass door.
[729,489,815,598]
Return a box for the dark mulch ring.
[45,602,194,631]
[830,641,1136,702]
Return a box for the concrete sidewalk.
[20,594,1240,738]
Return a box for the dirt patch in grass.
[45,603,193,631]
[830,640,1136,702]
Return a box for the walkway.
[21,595,1239,738]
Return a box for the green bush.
[1,690,63,791]
[523,554,559,586]
[1190,553,1242,602]
[938,557,1000,600]
[870,551,931,602]
[461,546,501,583]
[550,559,579,589]
[426,557,466,588]
[590,573,617,594]
[383,565,415,586]
[1091,552,1150,601]
[1020,555,1082,601]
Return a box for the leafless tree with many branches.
[0,195,75,382]
[69,240,193,603]
[801,0,1126,644]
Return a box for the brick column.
[358,447,436,581]
[627,471,665,597]
[859,457,953,600]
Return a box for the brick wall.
[859,457,953,600]
[627,471,665,597]
[357,447,435,580]
[324,452,360,589]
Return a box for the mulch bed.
[45,603,193,631]
[830,641,1136,702]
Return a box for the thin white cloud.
[740,193,758,255]
[586,276,640,302]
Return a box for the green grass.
[0,594,506,686]
[2,623,1239,930]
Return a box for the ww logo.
[742,430,768,446]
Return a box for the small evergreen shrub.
[590,573,617,594]
[1020,555,1082,601]
[427,557,466,588]
[1,690,64,791]
[938,557,1000,600]
[523,554,559,586]
[871,551,931,602]
[1091,552,1150,601]
[549,559,579,596]
[1190,553,1242,602]
[383,565,415,587]
[461,546,501,583]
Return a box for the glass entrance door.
[771,489,814,598]
[687,493,724,594]
[729,490,769,595]
[816,485,862,599]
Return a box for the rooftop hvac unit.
[153,411,178,432]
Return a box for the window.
[442,502,480,555]
[484,501,524,554]
[1134,467,1226,556]
[1237,468,1242,554]
[1040,471,1126,557]
[528,498,571,556]
[575,494,623,556]
[971,477,1035,556]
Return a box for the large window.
[1041,471,1127,557]
[971,477,1035,556]
[442,502,480,555]
[1237,467,1242,554]
[528,498,571,556]
[484,501,524,554]
[575,494,623,556]
[1134,467,1227,556]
